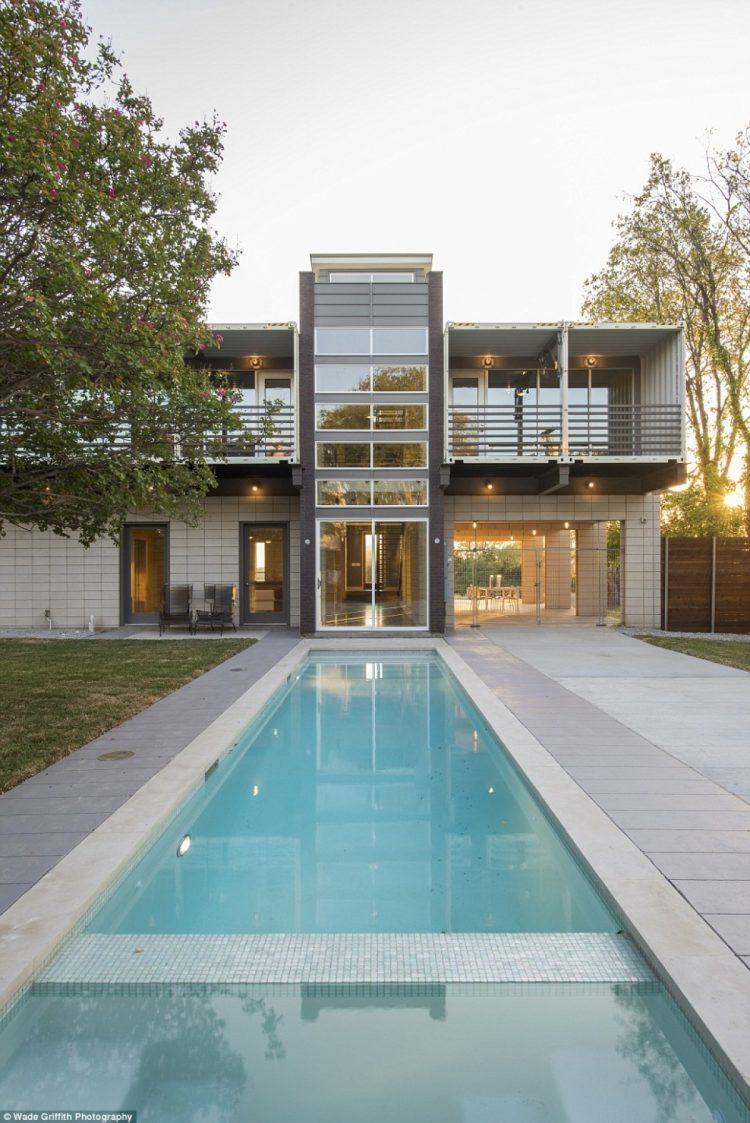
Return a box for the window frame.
[315,364,428,394]
[315,327,428,356]
[315,403,429,432]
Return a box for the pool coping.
[1,637,749,1101]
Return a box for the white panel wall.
[0,496,301,629]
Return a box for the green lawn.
[0,638,256,792]
[639,635,750,672]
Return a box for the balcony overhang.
[441,460,687,496]
[209,461,300,496]
[188,323,297,368]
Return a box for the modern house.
[0,253,686,633]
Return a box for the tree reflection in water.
[613,984,701,1123]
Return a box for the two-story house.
[0,253,686,633]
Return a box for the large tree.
[0,0,243,544]
[583,154,750,534]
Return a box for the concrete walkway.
[0,629,300,914]
[449,623,750,967]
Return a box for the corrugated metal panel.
[449,326,559,358]
[569,324,680,357]
[200,327,295,359]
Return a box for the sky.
[84,0,750,325]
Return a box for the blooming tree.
[0,0,248,542]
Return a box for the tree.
[583,155,749,534]
[0,0,248,544]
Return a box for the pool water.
[90,653,615,934]
[0,983,746,1123]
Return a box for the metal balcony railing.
[209,404,295,460]
[448,403,682,460]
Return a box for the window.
[317,442,371,468]
[373,404,427,430]
[372,327,428,355]
[374,480,428,505]
[315,365,371,393]
[316,328,428,356]
[315,364,428,393]
[315,328,370,355]
[316,404,371,430]
[373,442,427,468]
[317,480,372,506]
[372,365,427,392]
[329,272,414,283]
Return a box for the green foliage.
[661,487,744,537]
[0,0,245,543]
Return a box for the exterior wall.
[575,522,607,616]
[0,495,300,629]
[443,493,661,629]
[0,524,120,629]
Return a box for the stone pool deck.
[448,624,750,968]
[0,629,301,913]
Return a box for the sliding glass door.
[318,519,427,629]
[241,523,289,623]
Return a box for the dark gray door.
[241,523,289,624]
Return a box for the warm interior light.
[531,529,537,536]
[485,481,494,491]
[177,834,191,857]
[587,481,595,489]
[251,484,259,493]
[564,521,570,529]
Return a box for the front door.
[241,523,289,623]
[123,524,168,623]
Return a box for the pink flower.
[197,342,206,351]
[54,100,61,108]
[37,82,46,91]
[49,188,58,198]
[139,153,153,168]
[214,333,224,343]
[84,268,93,278]
[57,160,66,172]
[68,53,78,64]
[8,134,15,142]
[108,187,116,199]
[216,387,227,398]
[59,18,67,28]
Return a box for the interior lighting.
[176,834,191,857]
[251,484,259,493]
[485,481,494,491]
[587,481,595,489]
[564,521,570,529]
[488,786,495,794]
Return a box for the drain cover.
[97,750,135,761]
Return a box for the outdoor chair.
[159,584,193,635]
[192,583,237,636]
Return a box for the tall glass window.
[373,442,428,468]
[318,520,428,629]
[315,328,370,355]
[316,442,371,467]
[315,365,371,392]
[372,327,428,355]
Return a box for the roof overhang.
[447,321,682,363]
[199,323,296,360]
[310,252,433,279]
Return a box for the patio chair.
[192,583,237,636]
[158,584,193,635]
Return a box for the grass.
[0,638,256,792]
[639,635,750,672]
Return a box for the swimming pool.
[0,649,748,1122]
[89,651,614,935]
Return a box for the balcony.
[208,404,295,461]
[448,403,683,461]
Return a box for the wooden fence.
[661,537,750,633]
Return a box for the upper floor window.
[329,272,415,283]
[315,327,428,356]
[316,404,427,431]
[315,364,427,393]
[316,441,428,468]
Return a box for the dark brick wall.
[428,272,446,634]
[299,272,317,635]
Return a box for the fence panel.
[662,537,750,633]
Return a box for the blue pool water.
[0,983,746,1122]
[90,652,615,934]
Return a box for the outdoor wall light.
[249,355,262,368]
[531,529,537,536]
[564,521,570,529]
[587,481,595,489]
[485,481,494,491]
[482,355,494,368]
[176,834,191,858]
[585,355,597,368]
[251,484,259,493]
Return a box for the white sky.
[85,0,750,324]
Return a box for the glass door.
[241,524,288,623]
[123,524,167,623]
[318,520,428,629]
